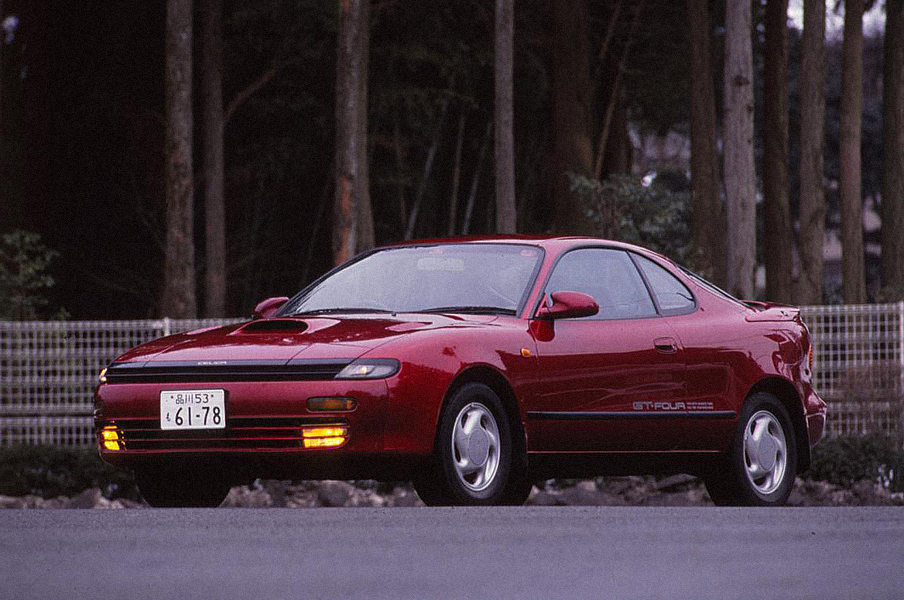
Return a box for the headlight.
[98,367,108,384]
[336,359,400,379]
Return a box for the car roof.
[379,235,658,256]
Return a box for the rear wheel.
[704,392,797,506]
[135,468,231,508]
[414,383,514,506]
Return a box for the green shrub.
[0,230,62,320]
[568,172,695,270]
[0,445,138,500]
[808,434,904,491]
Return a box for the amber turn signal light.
[101,425,123,451]
[307,397,357,412]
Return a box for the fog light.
[303,437,346,448]
[301,424,348,449]
[101,425,122,451]
[307,397,356,412]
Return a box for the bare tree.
[763,0,793,302]
[723,0,756,299]
[201,0,225,317]
[0,0,4,179]
[840,0,866,303]
[495,0,516,234]
[448,111,466,235]
[161,0,197,318]
[797,0,826,305]
[334,0,374,265]
[882,0,904,295]
[552,0,593,235]
[687,0,725,286]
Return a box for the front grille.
[105,359,352,384]
[103,416,345,450]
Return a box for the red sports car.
[95,237,826,507]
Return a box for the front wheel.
[704,392,797,506]
[414,383,513,506]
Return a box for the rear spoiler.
[742,300,800,322]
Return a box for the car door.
[526,248,686,452]
[632,254,739,451]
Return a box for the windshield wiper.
[417,306,517,316]
[291,307,394,316]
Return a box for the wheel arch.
[746,376,811,472]
[438,365,527,465]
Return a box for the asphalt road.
[1,507,902,600]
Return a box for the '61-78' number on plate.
[160,390,226,430]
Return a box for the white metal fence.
[1,303,903,448]
[0,319,238,447]
[800,302,904,438]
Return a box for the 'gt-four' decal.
[632,401,715,411]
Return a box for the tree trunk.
[797,0,826,305]
[404,94,449,240]
[593,1,642,181]
[462,121,493,235]
[552,0,593,234]
[495,0,516,234]
[334,0,373,265]
[448,111,466,235]
[882,0,904,296]
[763,0,792,303]
[0,0,4,180]
[161,0,197,318]
[840,0,866,303]
[687,0,725,286]
[723,0,756,299]
[355,0,374,253]
[201,0,225,317]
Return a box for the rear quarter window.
[633,254,696,316]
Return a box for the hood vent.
[237,319,309,334]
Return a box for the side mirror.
[535,291,599,320]
[252,296,289,319]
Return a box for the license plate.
[160,390,226,430]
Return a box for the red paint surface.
[96,237,827,480]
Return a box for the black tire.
[135,468,231,508]
[704,392,798,507]
[412,472,451,506]
[417,382,514,506]
[499,471,534,506]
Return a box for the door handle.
[654,337,677,353]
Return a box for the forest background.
[0,0,902,321]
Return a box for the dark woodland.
[0,0,900,319]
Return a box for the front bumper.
[94,379,400,477]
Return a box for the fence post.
[163,317,171,337]
[900,301,904,392]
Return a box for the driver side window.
[545,248,657,320]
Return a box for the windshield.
[279,244,543,316]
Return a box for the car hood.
[113,314,500,364]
